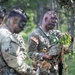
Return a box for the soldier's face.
[14,23,26,33]
[18,20,26,30]
[13,18,26,33]
[46,13,58,30]
[14,27,22,33]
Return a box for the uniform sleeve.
[14,34,27,59]
[0,31,30,74]
[28,34,40,60]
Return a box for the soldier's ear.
[45,17,48,22]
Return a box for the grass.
[65,55,75,75]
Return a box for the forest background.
[0,0,75,75]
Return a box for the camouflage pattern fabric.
[28,26,73,75]
[0,24,32,75]
[28,26,62,59]
[28,26,63,75]
[28,26,51,60]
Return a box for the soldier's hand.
[43,52,52,59]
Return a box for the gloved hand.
[43,52,52,59]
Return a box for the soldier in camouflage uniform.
[0,8,38,75]
[28,11,71,75]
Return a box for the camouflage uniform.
[28,26,63,75]
[0,24,33,75]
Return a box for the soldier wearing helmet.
[0,8,38,75]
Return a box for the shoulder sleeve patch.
[31,36,39,44]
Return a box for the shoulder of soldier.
[29,28,40,38]
[14,33,25,44]
[0,28,12,42]
[50,30,62,35]
[0,28,11,37]
[13,33,22,39]
[28,28,40,44]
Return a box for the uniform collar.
[39,26,50,37]
[1,24,13,33]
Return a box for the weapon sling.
[39,27,51,43]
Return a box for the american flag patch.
[31,36,39,44]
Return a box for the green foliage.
[3,0,75,75]
[50,33,71,47]
[56,0,75,13]
[60,24,68,32]
[65,56,75,75]
[20,10,36,43]
[50,34,59,44]
[24,57,32,65]
[60,33,71,47]
[24,11,36,34]
[0,0,8,3]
